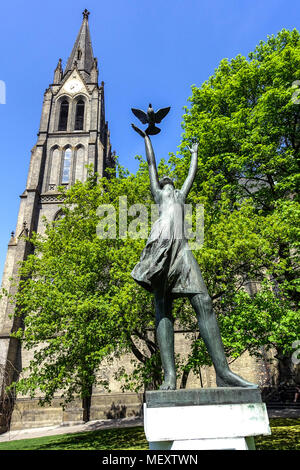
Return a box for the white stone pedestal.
[144,388,271,450]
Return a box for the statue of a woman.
[131,123,257,390]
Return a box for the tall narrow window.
[75,146,85,182]
[75,100,85,130]
[58,100,69,131]
[49,147,60,189]
[62,148,72,184]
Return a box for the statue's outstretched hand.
[131,123,147,138]
[188,141,199,154]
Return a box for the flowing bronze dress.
[131,189,207,297]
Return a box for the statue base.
[144,388,270,450]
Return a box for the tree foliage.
[171,28,300,382]
[3,30,300,404]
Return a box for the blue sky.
[0,0,299,283]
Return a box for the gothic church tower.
[0,10,113,431]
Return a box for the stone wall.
[9,330,270,431]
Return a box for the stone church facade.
[0,11,272,432]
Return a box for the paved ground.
[0,408,299,443]
[267,408,300,419]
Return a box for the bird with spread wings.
[131,103,170,135]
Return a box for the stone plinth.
[144,388,271,450]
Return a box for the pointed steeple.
[64,9,95,80]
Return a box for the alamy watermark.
[0,80,6,104]
[96,196,204,250]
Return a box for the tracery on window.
[62,148,72,184]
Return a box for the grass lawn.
[255,418,300,450]
[0,418,299,450]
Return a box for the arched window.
[75,100,85,130]
[61,148,72,184]
[75,146,85,182]
[49,147,60,189]
[58,100,69,131]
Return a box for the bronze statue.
[131,106,258,390]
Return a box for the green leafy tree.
[4,160,178,409]
[171,28,300,384]
[3,30,300,407]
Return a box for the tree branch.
[128,335,147,364]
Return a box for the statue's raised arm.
[131,123,160,202]
[180,141,199,199]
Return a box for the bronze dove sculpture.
[131,103,170,135]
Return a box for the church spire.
[64,9,95,79]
